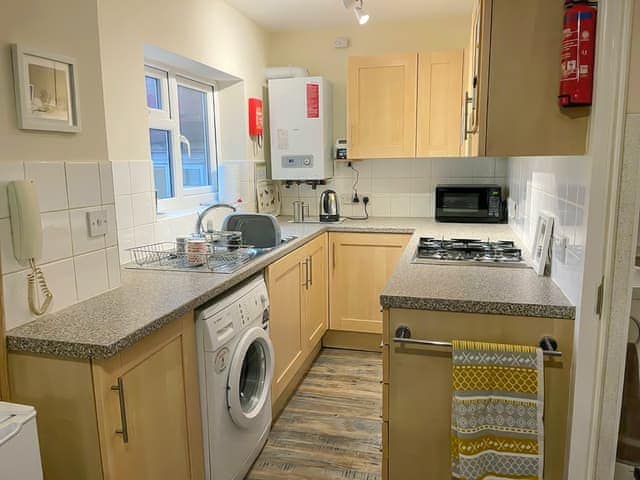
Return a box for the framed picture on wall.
[11,44,81,132]
[531,213,554,276]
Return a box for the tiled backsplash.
[0,161,120,330]
[280,157,508,218]
[114,160,257,265]
[508,156,590,305]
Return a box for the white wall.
[508,156,591,305]
[282,157,507,218]
[0,0,108,163]
[97,0,269,163]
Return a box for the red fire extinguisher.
[559,0,597,107]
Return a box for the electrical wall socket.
[87,210,108,237]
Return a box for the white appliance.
[615,462,639,479]
[196,275,274,480]
[0,402,43,480]
[268,76,333,181]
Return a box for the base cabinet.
[329,233,410,334]
[383,308,573,480]
[7,313,204,480]
[267,234,328,412]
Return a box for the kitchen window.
[145,65,218,212]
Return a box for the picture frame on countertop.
[11,44,81,133]
[531,213,554,276]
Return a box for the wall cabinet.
[382,308,573,480]
[465,0,589,157]
[329,233,410,334]
[348,52,465,160]
[416,50,465,157]
[7,313,204,480]
[347,54,418,159]
[266,234,328,408]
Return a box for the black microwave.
[435,185,506,223]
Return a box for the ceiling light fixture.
[342,0,370,25]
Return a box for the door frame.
[0,256,8,400]
[566,0,637,478]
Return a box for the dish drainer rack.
[127,241,258,274]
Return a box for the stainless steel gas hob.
[411,237,529,268]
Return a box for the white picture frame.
[531,213,554,276]
[11,44,81,133]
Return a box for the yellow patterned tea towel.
[451,340,544,480]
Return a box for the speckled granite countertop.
[6,217,574,360]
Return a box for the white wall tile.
[42,258,78,313]
[0,218,26,274]
[3,269,33,330]
[25,161,68,212]
[472,158,496,177]
[508,155,590,305]
[4,258,80,329]
[112,161,131,196]
[99,162,115,204]
[134,224,155,246]
[131,192,156,226]
[66,162,101,209]
[74,250,109,301]
[115,195,133,229]
[129,161,153,194]
[105,204,118,247]
[70,208,106,254]
[41,211,73,263]
[390,195,411,217]
[118,227,135,264]
[0,162,25,219]
[106,246,121,288]
[410,194,431,217]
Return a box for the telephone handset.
[7,180,53,316]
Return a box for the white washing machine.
[196,275,274,480]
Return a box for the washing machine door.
[227,326,274,429]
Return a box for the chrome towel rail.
[393,326,563,357]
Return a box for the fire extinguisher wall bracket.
[558,1,597,107]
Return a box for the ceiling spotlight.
[342,0,370,25]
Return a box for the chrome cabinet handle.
[332,242,336,269]
[302,259,309,289]
[308,256,313,286]
[463,92,474,140]
[111,377,129,443]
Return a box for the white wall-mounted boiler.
[268,76,333,181]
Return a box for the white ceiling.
[224,0,474,31]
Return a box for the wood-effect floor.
[247,348,382,480]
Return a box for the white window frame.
[145,64,219,213]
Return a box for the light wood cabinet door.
[348,54,418,159]
[266,248,306,402]
[386,309,573,480]
[92,314,203,480]
[329,233,410,334]
[416,50,465,157]
[301,234,328,353]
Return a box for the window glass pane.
[145,76,162,109]
[178,85,212,188]
[149,129,173,199]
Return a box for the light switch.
[87,210,108,237]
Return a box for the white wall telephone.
[7,180,53,316]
